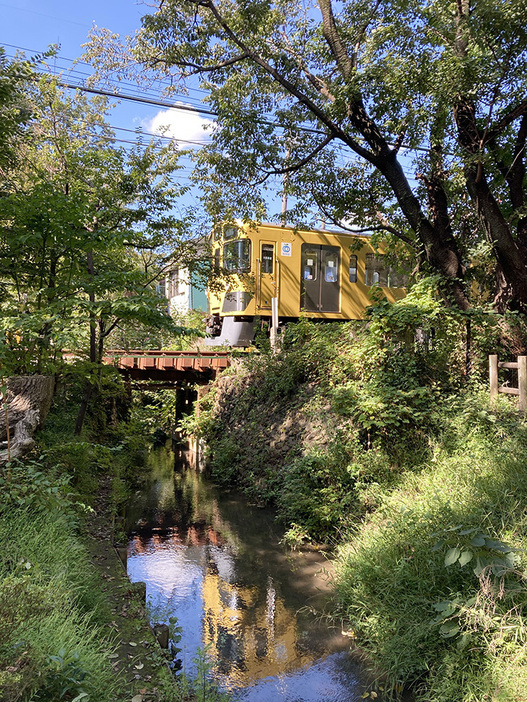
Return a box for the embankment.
[0,382,185,702]
[194,314,527,701]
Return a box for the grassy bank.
[191,290,527,700]
[0,497,119,701]
[335,393,527,701]
[0,378,192,702]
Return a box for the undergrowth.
[188,287,527,700]
[0,378,160,702]
[335,392,527,701]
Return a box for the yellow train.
[206,221,406,346]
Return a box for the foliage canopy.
[88,0,527,312]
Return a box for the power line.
[45,77,435,156]
[1,41,210,99]
[3,41,436,156]
[111,124,207,147]
[52,77,217,119]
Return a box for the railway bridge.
[103,349,231,386]
[103,349,233,430]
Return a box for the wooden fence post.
[489,355,498,404]
[518,356,527,412]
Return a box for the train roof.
[238,221,372,238]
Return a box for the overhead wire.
[1,41,210,103]
[2,37,438,198]
[3,41,437,156]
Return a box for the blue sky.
[0,0,215,211]
[0,0,143,57]
[0,1,310,221]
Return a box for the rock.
[153,623,170,649]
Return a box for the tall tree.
[0,47,33,178]
[88,0,527,312]
[0,77,202,378]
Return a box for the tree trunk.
[74,248,97,436]
[74,382,93,436]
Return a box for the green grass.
[0,384,150,702]
[0,508,119,701]
[335,393,527,700]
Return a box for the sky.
[0,0,322,222]
[0,0,215,210]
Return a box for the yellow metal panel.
[208,222,405,321]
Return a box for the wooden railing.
[489,355,527,410]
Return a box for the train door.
[257,241,276,310]
[301,244,340,312]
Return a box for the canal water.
[125,445,368,701]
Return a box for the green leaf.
[457,632,472,651]
[473,557,491,577]
[458,550,473,567]
[485,538,511,553]
[470,536,486,547]
[439,622,460,638]
[444,547,461,566]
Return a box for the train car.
[206,221,406,346]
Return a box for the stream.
[125,444,369,701]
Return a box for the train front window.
[224,239,251,273]
[223,225,238,240]
[261,244,274,274]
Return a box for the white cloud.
[145,106,214,145]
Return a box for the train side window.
[365,254,388,286]
[349,255,358,283]
[324,259,338,283]
[261,244,274,274]
[387,268,408,288]
[214,248,221,273]
[303,250,318,280]
[224,239,251,273]
[223,225,238,240]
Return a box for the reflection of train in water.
[206,221,407,346]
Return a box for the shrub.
[335,393,527,700]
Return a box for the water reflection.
[126,445,365,700]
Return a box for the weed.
[191,311,527,700]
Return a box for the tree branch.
[312,191,417,248]
[195,0,378,164]
[351,0,382,70]
[157,52,251,75]
[318,0,354,81]
[485,99,527,146]
[252,134,335,184]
